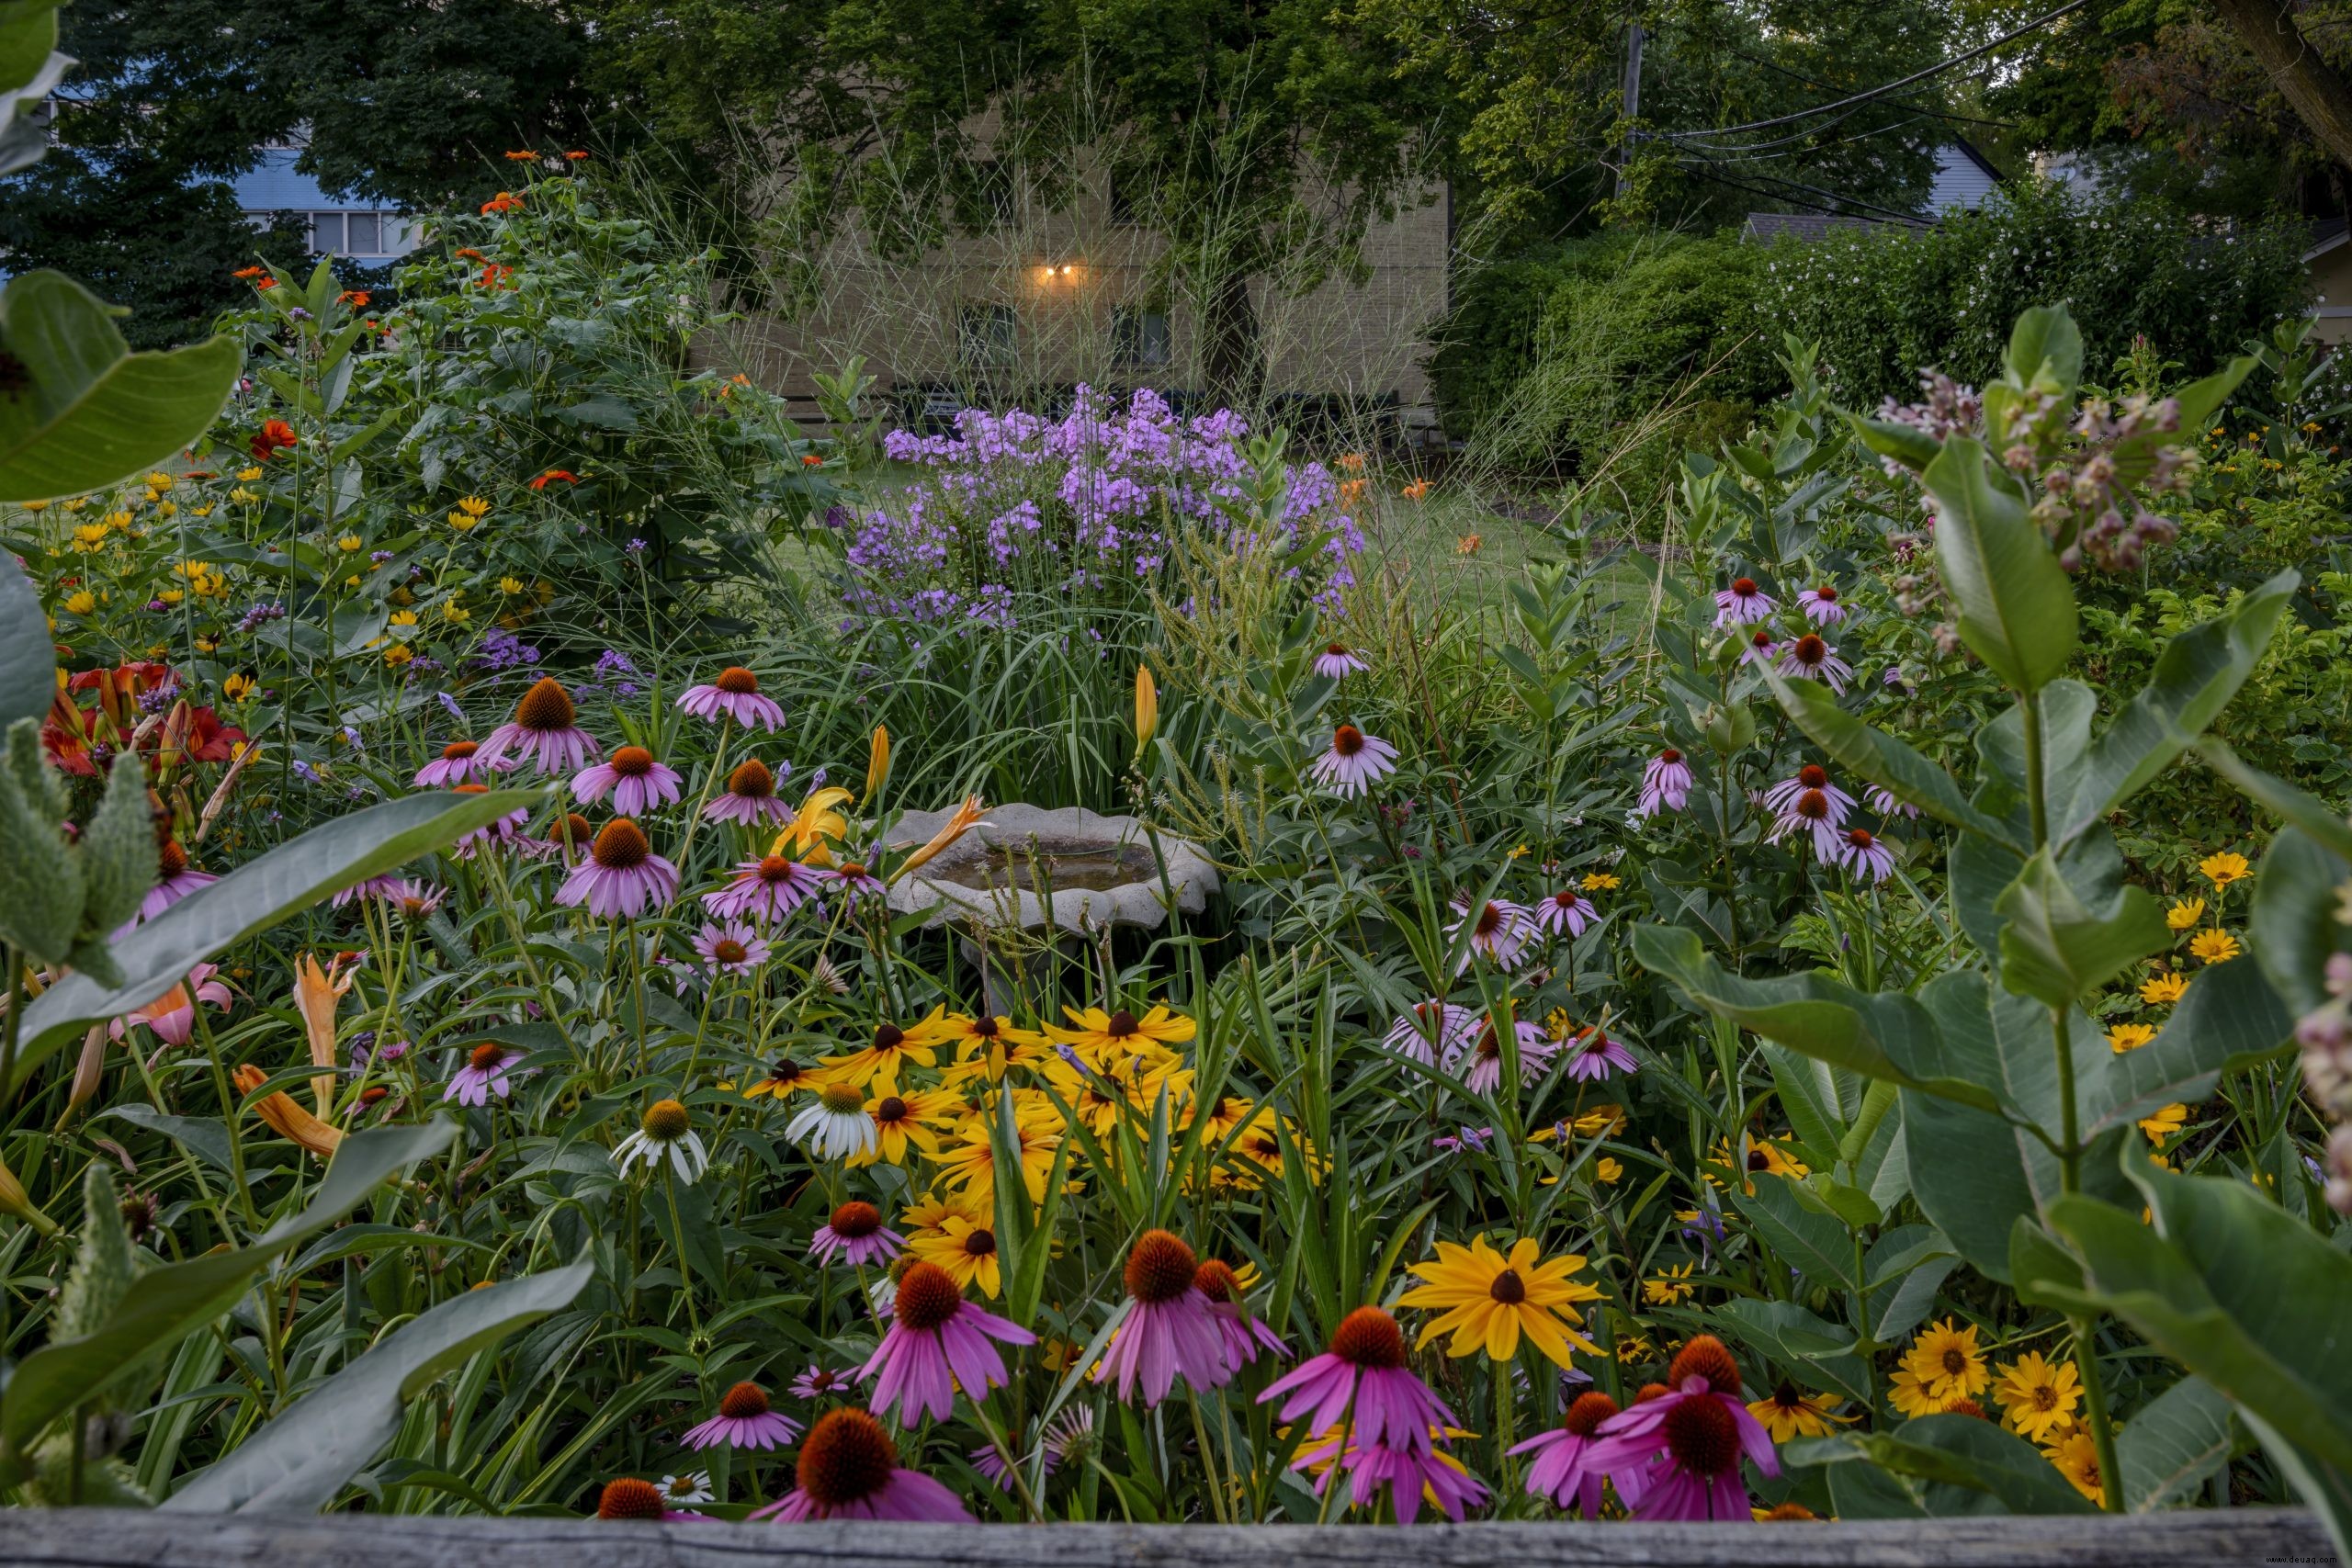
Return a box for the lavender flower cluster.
[840,388,1364,631]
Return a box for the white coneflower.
[658,1472,713,1506]
[613,1099,709,1182]
[810,953,852,997]
[788,1080,879,1160]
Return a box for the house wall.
[2310,243,2352,345]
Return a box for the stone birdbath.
[884,803,1218,1013]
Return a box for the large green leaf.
[2249,827,2352,1015]
[10,788,545,1092]
[163,1259,593,1512]
[2054,571,2298,847]
[1631,924,1993,1109]
[1760,668,2024,850]
[2005,304,2086,392]
[1922,438,2078,694]
[1789,1415,2097,1516]
[2118,1375,2240,1512]
[0,1122,458,1477]
[2081,952,2293,1136]
[0,554,51,731]
[1995,848,2168,1008]
[1733,1174,1858,1290]
[0,3,66,177]
[1710,1298,1871,1404]
[0,272,243,502]
[2199,739,2352,862]
[2244,1412,2352,1568]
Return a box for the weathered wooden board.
[0,1508,2336,1568]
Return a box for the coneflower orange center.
[1487,1267,1528,1304]
[796,1409,897,1507]
[1565,1390,1621,1437]
[728,759,774,796]
[1797,764,1828,789]
[468,1042,506,1071]
[1762,1501,1818,1521]
[1668,1334,1742,1396]
[1326,642,1348,656]
[611,745,654,777]
[1792,634,1826,662]
[550,812,593,846]
[718,1381,770,1419]
[1552,889,1581,910]
[442,739,478,761]
[1815,585,1838,602]
[1332,724,1365,756]
[595,1477,665,1519]
[1124,1230,1199,1303]
[1731,577,1758,595]
[893,1260,963,1331]
[592,819,650,869]
[713,938,748,964]
[819,1082,865,1113]
[838,861,869,879]
[514,675,575,731]
[714,666,761,694]
[1794,788,1830,821]
[1636,1381,1673,1403]
[1473,902,1502,937]
[1848,828,1876,849]
[1751,629,1772,649]
[1329,1305,1407,1368]
[757,854,797,883]
[160,840,189,876]
[641,1100,690,1140]
[830,1200,881,1237]
[1193,1258,1238,1303]
[1663,1395,1741,1476]
[1660,747,1682,763]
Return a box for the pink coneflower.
[1638,749,1692,818]
[748,1407,972,1522]
[1094,1230,1233,1406]
[1511,1390,1623,1517]
[1832,827,1895,884]
[555,818,678,919]
[1445,897,1531,969]
[827,858,887,899]
[1532,886,1595,939]
[692,919,771,975]
[1447,1013,1558,1094]
[1382,1000,1477,1066]
[1795,585,1847,626]
[573,744,683,815]
[449,783,530,859]
[1739,628,1778,668]
[1313,642,1370,679]
[478,676,599,775]
[414,739,507,787]
[1309,724,1398,796]
[593,1476,706,1521]
[521,812,597,862]
[1260,1305,1455,1458]
[809,1200,903,1268]
[707,853,823,921]
[330,874,405,909]
[683,1381,803,1450]
[140,840,217,921]
[678,665,786,731]
[383,879,447,920]
[1776,633,1853,693]
[1713,576,1774,626]
[1299,1427,1489,1524]
[109,964,231,1047]
[1580,1336,1776,1521]
[1194,1258,1287,1368]
[705,758,791,826]
[444,1041,530,1106]
[1865,784,1922,820]
[862,1260,1034,1426]
[971,1408,1093,1493]
[1762,764,1854,854]
[790,1363,865,1401]
[1563,1025,1635,1083]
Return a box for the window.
[309,212,345,253]
[345,211,381,254]
[957,303,1017,368]
[1113,306,1170,367]
[1107,172,1145,227]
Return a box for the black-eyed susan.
[908,1207,1002,1295]
[927,1109,1060,1207]
[1746,1381,1857,1441]
[743,1057,814,1100]
[936,1011,1048,1082]
[1900,1317,1989,1404]
[1991,1351,2082,1444]
[1396,1235,1602,1367]
[850,1088,960,1167]
[1643,1261,1697,1305]
[1047,1003,1195,1065]
[2139,1101,2189,1145]
[821,1007,954,1089]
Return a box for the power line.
[1717,43,2018,131]
[1663,0,2093,146]
[1676,155,1934,226]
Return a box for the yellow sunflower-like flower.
[1046,1003,1195,1066]
[2189,930,2240,964]
[2198,851,2250,887]
[848,1087,961,1168]
[1581,871,1621,891]
[1992,1351,2082,1444]
[926,1111,1060,1207]
[1643,1261,1697,1304]
[2140,972,2189,1006]
[1747,1382,1857,1442]
[2106,1022,2157,1055]
[2139,1102,2188,1145]
[2047,1428,2106,1506]
[2165,897,2206,931]
[1901,1317,1990,1404]
[1396,1235,1603,1367]
[935,1011,1050,1083]
[908,1209,1002,1295]
[820,1007,955,1090]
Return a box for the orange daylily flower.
[891,795,989,884]
[290,953,357,1117]
[233,1064,344,1158]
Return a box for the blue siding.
[235,147,419,259]
[1925,145,2000,213]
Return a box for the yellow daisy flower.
[2198,851,2250,887]
[1901,1317,1990,1403]
[848,1087,961,1167]
[2165,897,2205,931]
[935,1012,1050,1083]
[908,1211,1001,1295]
[2047,1429,2106,1506]
[1643,1261,1697,1304]
[1046,1003,1196,1066]
[820,1007,956,1089]
[1992,1351,2082,1444]
[2140,972,2188,1006]
[2189,931,2239,964]
[1580,871,1621,891]
[1396,1235,1602,1367]
[2106,1022,2157,1055]
[1747,1382,1857,1442]
[2139,1102,2188,1145]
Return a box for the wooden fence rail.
[0,1508,2336,1568]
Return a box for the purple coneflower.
[1864,784,1922,820]
[448,784,530,858]
[413,738,507,787]
[1579,1336,1776,1521]
[1762,764,1854,855]
[1382,1000,1477,1066]
[330,874,404,909]
[705,758,791,826]
[1260,1306,1453,1459]
[1511,1390,1623,1517]
[809,1200,903,1268]
[707,853,823,921]
[1532,886,1595,939]
[477,676,599,775]
[1832,827,1895,884]
[1775,633,1853,693]
[1795,584,1847,626]
[1739,628,1778,668]
[678,665,786,731]
[141,840,217,921]
[573,744,684,815]
[1094,1231,1233,1406]
[521,812,596,862]
[1445,896,1532,969]
[593,1476,706,1522]
[1195,1258,1287,1368]
[1447,1013,1558,1094]
[790,1363,865,1401]
[750,1408,973,1522]
[692,919,771,975]
[556,818,679,919]
[683,1381,803,1450]
[1713,576,1774,626]
[384,879,447,919]
[862,1260,1034,1426]
[1300,1427,1489,1524]
[828,857,888,899]
[1563,1025,1635,1083]
[1638,749,1692,818]
[1313,642,1369,679]
[1308,724,1398,796]
[444,1042,529,1106]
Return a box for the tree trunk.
[2209,0,2352,172]
[1199,267,1262,412]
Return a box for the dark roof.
[2308,217,2349,262]
[1740,211,1928,245]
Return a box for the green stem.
[2073,1314,2126,1513]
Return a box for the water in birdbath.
[925,840,1159,895]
